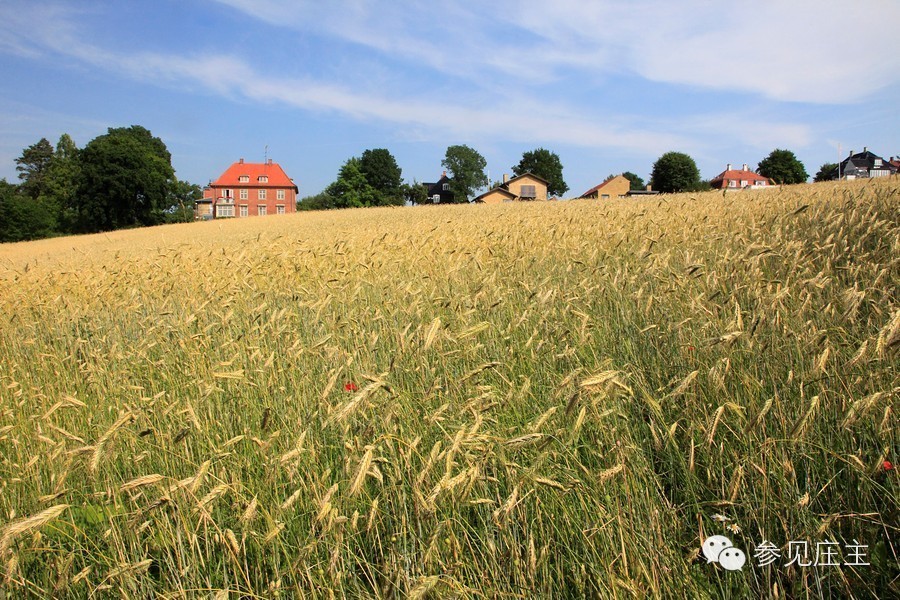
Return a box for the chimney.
[442,170,446,178]
[239,158,244,164]
[863,146,867,153]
[742,163,748,171]
[267,158,273,165]
[849,150,854,157]
[726,163,732,171]
[502,173,509,184]
[646,184,652,192]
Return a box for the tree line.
[0,126,199,243]
[299,145,570,210]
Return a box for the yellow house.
[580,175,631,199]
[474,172,549,204]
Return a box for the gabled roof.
[709,167,771,185]
[839,149,897,174]
[472,172,549,202]
[474,188,517,203]
[211,160,298,191]
[504,172,550,187]
[580,175,628,198]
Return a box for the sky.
[1,0,898,198]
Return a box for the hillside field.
[0,179,897,598]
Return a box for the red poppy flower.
[343,382,358,392]
[687,345,696,352]
[884,460,894,471]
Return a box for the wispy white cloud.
[214,0,900,103]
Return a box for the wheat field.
[0,179,897,598]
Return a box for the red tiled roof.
[710,168,771,185]
[210,160,298,190]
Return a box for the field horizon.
[1,179,897,598]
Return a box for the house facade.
[709,164,773,190]
[580,175,631,199]
[834,148,898,180]
[199,158,299,219]
[474,172,549,204]
[423,172,455,204]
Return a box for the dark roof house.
[423,172,455,204]
[834,148,898,180]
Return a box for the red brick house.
[197,158,299,219]
[710,164,773,190]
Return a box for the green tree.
[757,149,808,185]
[41,134,81,232]
[622,171,645,191]
[15,138,54,200]
[814,162,838,183]
[359,149,403,206]
[0,179,55,242]
[298,191,335,211]
[441,145,488,203]
[326,158,379,209]
[649,152,701,193]
[401,180,428,205]
[512,147,568,196]
[165,179,202,223]
[76,126,175,232]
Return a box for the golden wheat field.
[0,179,897,598]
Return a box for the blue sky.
[1,0,898,198]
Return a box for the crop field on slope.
[0,179,897,598]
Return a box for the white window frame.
[239,175,249,183]
[258,175,268,183]
[240,189,248,200]
[258,189,267,200]
[217,205,234,217]
[276,205,285,214]
[277,189,285,200]
[239,205,248,217]
[257,204,267,216]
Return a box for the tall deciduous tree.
[15,138,54,200]
[326,157,379,209]
[650,152,701,193]
[166,179,202,223]
[42,134,81,232]
[76,126,175,232]
[441,145,488,203]
[359,149,403,205]
[512,148,568,196]
[757,149,808,185]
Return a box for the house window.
[240,189,248,200]
[729,180,737,187]
[601,194,610,199]
[874,158,883,167]
[223,189,233,199]
[442,183,450,191]
[258,205,267,216]
[258,189,267,200]
[258,176,268,183]
[432,194,440,203]
[217,205,234,217]
[239,175,249,183]
[276,205,285,214]
[520,185,536,198]
[277,189,285,200]
[239,205,248,217]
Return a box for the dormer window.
[239,175,249,183]
[258,176,268,183]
